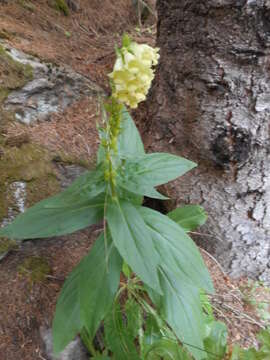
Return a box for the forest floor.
[0,1,269,359]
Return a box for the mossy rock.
[0,44,33,128]
[17,256,51,283]
[0,142,60,222]
[0,45,33,105]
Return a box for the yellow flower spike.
[109,40,159,109]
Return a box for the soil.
[0,1,268,359]
[0,227,101,360]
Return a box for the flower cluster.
[109,41,159,109]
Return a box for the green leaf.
[107,199,162,294]
[118,108,145,157]
[80,234,122,338]
[200,291,214,322]
[144,314,162,348]
[0,194,104,240]
[258,330,270,353]
[120,152,196,186]
[122,33,132,48]
[139,207,214,293]
[139,207,213,360]
[125,298,143,339]
[52,233,122,354]
[118,182,169,201]
[203,321,227,360]
[0,168,106,240]
[122,261,132,279]
[117,153,195,200]
[230,346,266,360]
[104,302,140,360]
[116,185,144,206]
[156,268,206,360]
[168,205,207,232]
[145,338,191,360]
[44,165,106,208]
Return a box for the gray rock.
[40,327,89,360]
[56,163,86,189]
[1,43,103,124]
[1,181,27,227]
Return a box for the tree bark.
[148,0,270,283]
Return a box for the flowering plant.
[0,36,213,359]
[109,35,159,108]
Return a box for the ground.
[0,1,269,359]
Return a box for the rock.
[1,43,102,124]
[0,143,87,261]
[55,163,86,189]
[40,327,89,360]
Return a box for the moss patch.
[0,237,17,255]
[0,45,33,106]
[18,256,51,283]
[0,142,60,222]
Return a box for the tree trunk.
[147,0,270,283]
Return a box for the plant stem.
[81,327,99,357]
[103,98,123,199]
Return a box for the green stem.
[81,327,99,357]
[103,98,123,199]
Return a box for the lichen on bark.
[148,0,270,283]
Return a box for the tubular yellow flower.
[109,40,159,109]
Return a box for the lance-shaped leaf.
[0,168,106,240]
[107,199,162,294]
[139,207,214,359]
[117,153,196,200]
[153,268,206,360]
[118,108,145,157]
[118,184,168,200]
[139,207,214,293]
[168,205,207,232]
[53,232,122,354]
